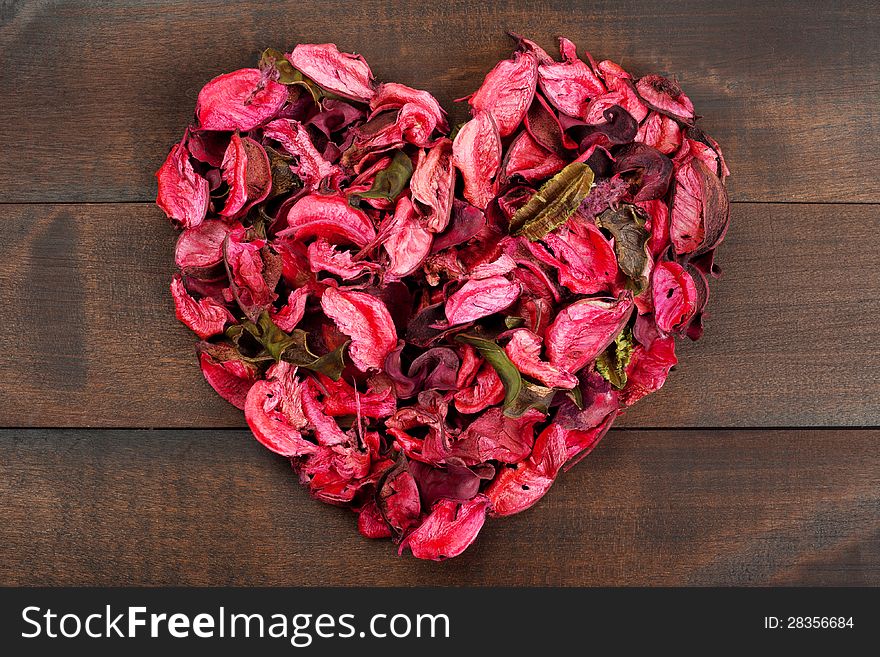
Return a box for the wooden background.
[0,0,877,586]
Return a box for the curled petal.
[670,158,730,256]
[243,364,312,456]
[453,362,505,415]
[263,119,342,191]
[501,131,566,184]
[635,74,695,124]
[504,329,578,389]
[318,374,397,418]
[301,378,350,446]
[468,49,538,137]
[445,275,521,325]
[196,68,287,131]
[621,335,677,406]
[270,286,309,332]
[198,347,259,410]
[399,495,490,560]
[358,499,392,539]
[309,239,381,280]
[155,139,209,229]
[170,274,234,339]
[546,293,634,373]
[370,83,447,146]
[636,111,682,155]
[280,194,377,247]
[224,226,277,320]
[455,407,545,464]
[219,133,272,217]
[452,110,501,210]
[652,261,698,333]
[595,60,648,122]
[320,287,397,371]
[287,43,375,102]
[539,224,618,295]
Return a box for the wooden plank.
[0,0,878,203]
[1,202,877,428]
[0,428,876,586]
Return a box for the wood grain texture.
[0,428,876,586]
[0,201,877,428]
[1,0,878,203]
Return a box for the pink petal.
[445,275,521,325]
[196,68,287,131]
[383,196,434,278]
[652,261,698,333]
[270,286,309,332]
[504,328,578,389]
[175,219,231,272]
[199,351,259,410]
[546,293,634,373]
[635,74,695,124]
[170,274,233,339]
[621,336,677,406]
[263,118,342,191]
[636,111,683,155]
[468,50,538,137]
[452,110,501,210]
[308,239,381,280]
[320,287,397,372]
[287,43,375,102]
[501,131,566,184]
[537,38,605,118]
[410,138,455,232]
[244,367,314,457]
[219,133,271,217]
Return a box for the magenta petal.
[468,50,538,137]
[320,287,397,372]
[280,194,377,247]
[287,43,375,102]
[399,495,490,560]
[546,293,634,373]
[155,139,209,229]
[452,110,501,210]
[445,275,521,325]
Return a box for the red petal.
[263,119,342,191]
[635,74,695,124]
[196,68,287,131]
[320,287,397,371]
[155,139,209,228]
[219,133,272,217]
[399,495,490,560]
[244,365,314,457]
[270,286,309,332]
[621,336,677,406]
[636,111,682,155]
[501,131,566,184]
[198,350,259,410]
[170,274,233,339]
[537,38,605,118]
[383,196,434,278]
[280,194,377,247]
[308,239,381,280]
[175,219,231,272]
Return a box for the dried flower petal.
[445,276,521,325]
[287,43,375,102]
[196,68,288,131]
[399,495,490,560]
[320,287,397,371]
[468,49,538,137]
[546,293,634,373]
[452,110,501,210]
[156,139,209,228]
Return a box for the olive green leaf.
[595,204,651,294]
[455,334,558,418]
[352,151,413,202]
[259,48,301,84]
[265,145,302,199]
[509,162,595,240]
[595,328,635,389]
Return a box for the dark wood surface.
[0,0,878,585]
[1,428,877,586]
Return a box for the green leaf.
[298,340,348,380]
[504,316,526,329]
[259,48,302,85]
[352,151,413,202]
[455,334,558,417]
[595,204,651,295]
[503,380,557,418]
[595,328,635,389]
[455,334,522,408]
[509,162,595,240]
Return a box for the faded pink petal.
[156,139,209,228]
[196,68,287,131]
[538,38,605,118]
[308,239,381,280]
[399,495,490,560]
[445,275,521,325]
[370,82,448,146]
[504,328,578,389]
[410,138,455,232]
[454,362,505,415]
[452,110,501,210]
[175,219,231,272]
[468,49,538,137]
[546,293,634,373]
[244,364,314,457]
[320,287,397,371]
[596,60,648,122]
[170,274,234,339]
[635,74,695,124]
[383,196,434,279]
[287,43,375,102]
[280,194,377,247]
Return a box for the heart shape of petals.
[157,37,730,560]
